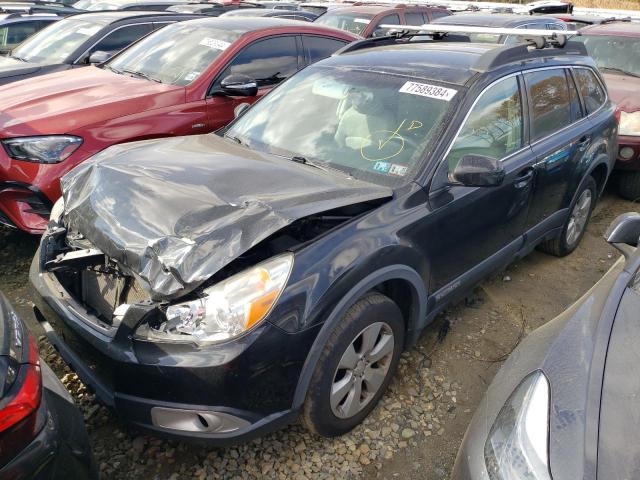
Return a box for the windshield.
[11,18,104,63]
[314,11,373,35]
[107,22,241,85]
[226,66,457,186]
[578,35,640,77]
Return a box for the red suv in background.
[579,22,640,200]
[0,17,356,233]
[314,3,451,37]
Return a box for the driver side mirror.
[220,74,258,97]
[88,50,113,65]
[449,154,505,187]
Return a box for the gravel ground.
[0,187,637,480]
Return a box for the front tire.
[302,292,404,437]
[618,171,640,201]
[537,176,596,257]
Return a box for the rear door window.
[405,12,426,26]
[215,36,299,88]
[88,23,153,56]
[372,13,399,36]
[302,35,348,64]
[573,68,606,115]
[1,21,40,46]
[525,68,572,141]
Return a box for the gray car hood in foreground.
[61,134,392,300]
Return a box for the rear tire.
[301,292,404,437]
[618,171,640,202]
[537,176,596,257]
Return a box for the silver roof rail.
[379,23,580,47]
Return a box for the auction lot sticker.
[399,81,457,101]
[199,38,231,50]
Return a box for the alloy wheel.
[566,189,592,247]
[330,322,395,419]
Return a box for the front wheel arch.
[291,265,427,410]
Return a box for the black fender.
[584,153,612,196]
[291,264,427,410]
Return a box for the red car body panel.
[581,24,640,171]
[0,22,356,233]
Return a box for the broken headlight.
[136,254,293,345]
[49,197,65,226]
[2,135,83,164]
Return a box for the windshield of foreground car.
[11,18,106,63]
[314,11,373,35]
[226,65,457,186]
[577,35,640,77]
[106,22,241,85]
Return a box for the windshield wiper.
[101,64,122,74]
[9,54,27,62]
[121,68,162,83]
[224,133,249,147]
[290,156,331,173]
[601,66,640,78]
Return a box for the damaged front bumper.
[29,248,315,443]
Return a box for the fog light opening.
[619,146,635,161]
[196,414,209,429]
[150,406,252,434]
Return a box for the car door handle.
[577,135,591,151]
[514,168,534,189]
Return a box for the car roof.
[322,42,500,85]
[323,39,591,85]
[61,10,175,21]
[0,12,60,21]
[434,13,549,27]
[327,4,436,15]
[177,15,341,32]
[86,0,192,4]
[581,22,640,36]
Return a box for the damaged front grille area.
[79,268,150,322]
[43,230,152,327]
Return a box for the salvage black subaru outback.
[31,28,617,443]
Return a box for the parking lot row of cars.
[0,1,639,478]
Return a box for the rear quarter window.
[573,68,606,115]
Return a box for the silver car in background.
[453,212,640,480]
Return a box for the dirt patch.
[0,190,636,479]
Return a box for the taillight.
[0,336,41,433]
[0,326,43,468]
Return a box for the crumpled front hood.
[0,66,183,136]
[61,134,392,300]
[602,72,640,112]
[0,55,42,79]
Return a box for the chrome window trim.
[72,21,158,65]
[527,65,608,149]
[440,64,609,167]
[440,72,528,165]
